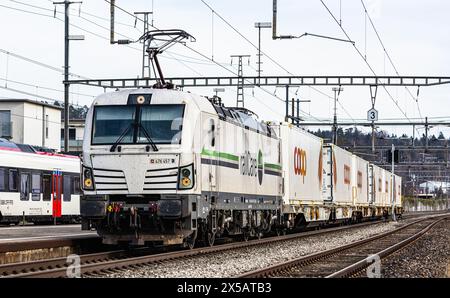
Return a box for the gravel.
[381,218,450,278]
[102,222,403,278]
[99,214,446,278]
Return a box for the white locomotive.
[0,139,81,224]
[80,88,402,247]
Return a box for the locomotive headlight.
[178,164,194,190]
[82,166,95,191]
[84,178,93,188]
[181,168,191,177]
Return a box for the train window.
[31,173,41,201]
[8,169,18,191]
[213,104,225,118]
[92,105,135,145]
[63,175,71,202]
[138,105,185,144]
[0,168,5,191]
[20,173,30,201]
[42,174,51,201]
[209,119,216,147]
[222,108,233,118]
[72,176,81,195]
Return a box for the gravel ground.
[381,219,450,278]
[98,215,446,278]
[101,219,416,278]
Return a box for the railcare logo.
[293,147,307,183]
[66,254,81,278]
[257,149,263,185]
[366,254,381,278]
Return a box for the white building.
[0,99,62,151]
[61,118,85,152]
[419,181,450,194]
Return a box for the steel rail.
[1,212,445,278]
[326,217,447,278]
[238,214,449,278]
[1,220,384,278]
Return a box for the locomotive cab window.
[92,104,185,145]
[138,105,185,144]
[92,105,136,145]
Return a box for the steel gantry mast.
[230,55,251,107]
[53,0,83,153]
[67,75,450,89]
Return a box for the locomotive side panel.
[200,112,281,207]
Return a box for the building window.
[61,128,77,140]
[0,110,12,138]
[45,115,49,139]
[69,128,76,140]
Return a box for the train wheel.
[242,230,250,242]
[184,231,197,250]
[207,231,215,247]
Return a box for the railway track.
[0,218,389,278]
[1,212,446,278]
[238,215,449,278]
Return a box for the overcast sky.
[0,0,449,137]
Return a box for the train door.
[208,118,219,197]
[52,169,62,218]
[321,146,333,202]
[42,173,52,215]
[368,165,374,204]
[20,172,31,201]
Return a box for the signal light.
[84,178,92,188]
[181,177,191,187]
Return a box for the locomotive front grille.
[144,166,178,191]
[93,168,128,192]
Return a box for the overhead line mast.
[53,0,83,153]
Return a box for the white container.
[322,144,354,205]
[352,155,369,205]
[275,123,324,206]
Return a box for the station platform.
[0,225,99,256]
[0,224,97,243]
[0,225,100,264]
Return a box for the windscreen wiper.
[138,123,159,152]
[110,123,133,152]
